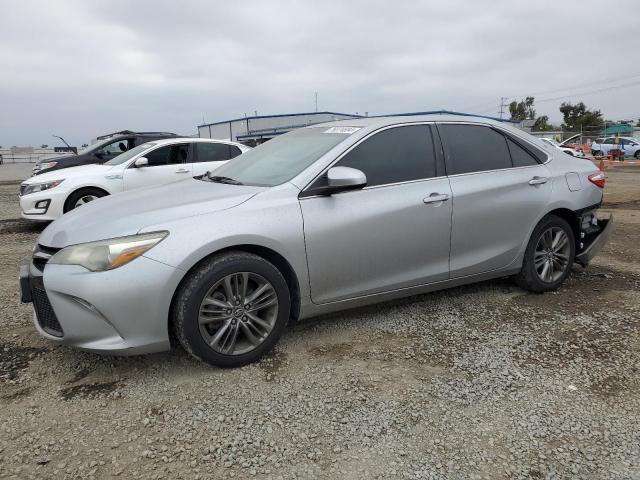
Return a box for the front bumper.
[19,188,67,221]
[20,255,183,355]
[575,215,614,267]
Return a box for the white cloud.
[1,0,639,145]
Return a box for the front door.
[123,143,192,191]
[438,123,552,278]
[300,124,452,304]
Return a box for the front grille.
[32,244,60,272]
[31,276,63,337]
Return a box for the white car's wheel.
[63,188,108,213]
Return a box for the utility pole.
[314,92,318,112]
[499,97,508,119]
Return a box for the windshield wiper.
[206,174,244,185]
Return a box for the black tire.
[172,251,291,368]
[515,214,575,293]
[592,150,602,158]
[63,187,108,213]
[634,151,640,159]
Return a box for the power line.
[534,79,640,104]
[509,72,640,99]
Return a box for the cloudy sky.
[1,0,639,146]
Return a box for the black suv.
[33,130,179,175]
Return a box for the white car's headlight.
[49,231,168,272]
[21,179,65,196]
[35,161,58,171]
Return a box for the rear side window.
[335,125,436,187]
[506,137,539,167]
[195,143,243,162]
[439,124,512,174]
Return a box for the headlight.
[35,161,58,171]
[49,231,168,272]
[21,179,65,196]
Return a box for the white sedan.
[19,138,250,221]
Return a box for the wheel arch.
[543,207,580,247]
[63,185,111,211]
[167,244,302,343]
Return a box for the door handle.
[423,193,450,204]
[528,176,548,185]
[175,168,190,174]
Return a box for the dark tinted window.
[335,125,436,187]
[506,138,539,167]
[195,143,238,162]
[439,124,512,174]
[603,138,615,144]
[230,145,242,158]
[144,144,189,167]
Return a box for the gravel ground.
[0,165,639,480]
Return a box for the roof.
[199,109,519,130]
[145,137,247,147]
[310,112,520,130]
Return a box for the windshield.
[206,126,355,186]
[77,141,108,155]
[105,143,155,165]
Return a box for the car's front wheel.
[592,150,603,157]
[515,214,575,293]
[63,187,108,213]
[172,251,291,368]
[634,151,640,159]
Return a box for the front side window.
[334,125,436,187]
[144,144,189,167]
[603,138,615,144]
[100,138,133,156]
[439,124,512,175]
[195,143,242,163]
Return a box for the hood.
[23,164,114,184]
[38,178,265,248]
[35,154,76,165]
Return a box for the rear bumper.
[575,215,613,267]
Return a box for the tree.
[40,144,49,148]
[559,102,604,131]
[509,96,536,121]
[532,115,557,132]
[82,143,88,148]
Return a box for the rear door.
[191,142,243,177]
[123,143,192,191]
[300,124,452,304]
[438,123,552,278]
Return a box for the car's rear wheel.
[634,151,640,159]
[63,187,108,213]
[515,215,575,293]
[172,251,290,368]
[592,150,603,158]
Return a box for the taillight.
[588,172,605,188]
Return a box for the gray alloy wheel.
[534,226,571,283]
[198,272,278,355]
[74,194,98,208]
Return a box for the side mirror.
[134,157,149,168]
[306,166,367,196]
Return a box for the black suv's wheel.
[172,251,291,368]
[515,215,575,293]
[63,187,108,213]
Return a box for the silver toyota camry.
[20,114,613,367]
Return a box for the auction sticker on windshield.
[323,126,361,134]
